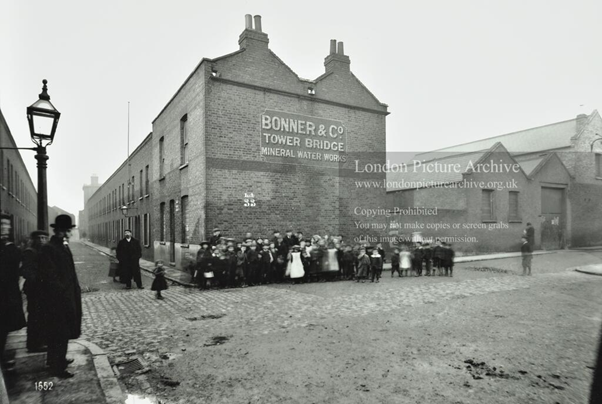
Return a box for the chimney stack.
[329,39,336,55]
[91,174,99,186]
[324,39,350,74]
[239,14,269,50]
[254,15,262,32]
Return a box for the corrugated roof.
[417,118,577,162]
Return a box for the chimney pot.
[254,15,262,32]
[330,39,336,55]
[245,14,253,29]
[337,41,344,55]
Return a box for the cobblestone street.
[71,242,602,403]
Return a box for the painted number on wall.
[244,192,256,207]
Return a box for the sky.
[1,0,601,219]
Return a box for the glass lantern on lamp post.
[26,79,61,231]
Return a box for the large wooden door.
[540,187,565,250]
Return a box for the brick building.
[85,134,154,261]
[84,15,388,268]
[1,109,76,243]
[387,111,602,252]
[0,109,38,244]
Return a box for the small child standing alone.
[151,260,168,299]
[400,245,412,277]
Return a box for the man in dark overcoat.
[38,215,82,378]
[22,230,50,352]
[116,229,143,289]
[0,213,26,374]
[525,222,535,249]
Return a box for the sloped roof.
[388,142,528,192]
[387,150,487,191]
[416,116,581,162]
[514,155,546,177]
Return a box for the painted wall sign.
[260,110,347,166]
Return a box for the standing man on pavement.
[22,230,50,352]
[520,236,533,276]
[0,213,26,374]
[38,215,82,378]
[524,222,535,249]
[116,229,144,290]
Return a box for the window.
[159,137,165,178]
[122,184,125,205]
[118,187,122,207]
[509,191,520,221]
[139,170,143,197]
[596,153,602,177]
[181,195,188,243]
[160,202,166,241]
[481,190,495,221]
[180,114,188,166]
[7,160,11,193]
[145,165,149,195]
[127,180,131,203]
[131,176,135,202]
[143,213,150,247]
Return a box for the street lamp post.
[26,79,61,231]
[0,80,60,231]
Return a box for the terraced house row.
[81,15,389,268]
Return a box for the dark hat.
[124,229,132,233]
[50,214,76,229]
[30,230,49,238]
[200,240,210,247]
[212,228,220,232]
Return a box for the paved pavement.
[574,263,602,276]
[80,240,194,286]
[3,331,122,404]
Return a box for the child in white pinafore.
[289,245,305,284]
[400,245,412,277]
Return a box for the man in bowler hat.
[116,229,144,289]
[38,214,82,378]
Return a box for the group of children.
[391,240,456,278]
[185,228,456,289]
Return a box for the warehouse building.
[387,111,602,252]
